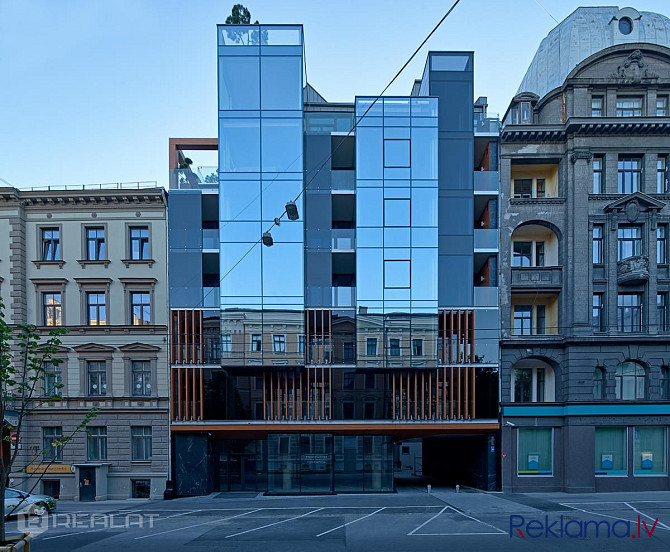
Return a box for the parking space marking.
[561,502,670,532]
[407,506,449,535]
[224,507,325,539]
[316,507,386,537]
[135,509,261,540]
[624,502,670,531]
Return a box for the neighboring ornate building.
[500,7,670,492]
[0,184,169,500]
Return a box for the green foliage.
[204,171,218,183]
[223,4,265,45]
[225,4,253,25]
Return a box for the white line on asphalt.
[42,509,205,541]
[445,506,507,535]
[562,501,670,506]
[224,507,325,539]
[623,502,670,531]
[316,507,386,537]
[135,509,261,540]
[561,502,670,532]
[407,506,449,535]
[412,532,506,536]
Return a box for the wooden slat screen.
[170,310,204,364]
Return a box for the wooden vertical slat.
[457,366,462,419]
[292,370,296,420]
[270,370,274,420]
[456,310,461,364]
[199,311,204,363]
[428,370,432,419]
[177,368,183,420]
[170,369,175,420]
[306,366,310,419]
[177,311,183,364]
[328,366,332,420]
[414,371,417,420]
[321,366,325,419]
[442,367,446,420]
[190,310,195,364]
[449,366,455,420]
[399,371,404,420]
[199,367,204,420]
[263,370,267,420]
[465,363,469,419]
[305,310,310,365]
[471,366,476,419]
[298,370,303,420]
[449,310,454,363]
[192,367,196,420]
[464,309,469,363]
[471,310,476,362]
[392,371,396,419]
[185,367,191,420]
[421,371,425,419]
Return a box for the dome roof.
[517,6,670,98]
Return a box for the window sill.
[32,260,65,269]
[131,460,152,464]
[77,259,111,268]
[122,259,155,268]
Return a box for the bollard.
[456,484,460,493]
[427,484,432,494]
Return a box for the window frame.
[593,367,606,400]
[656,96,668,117]
[366,337,377,356]
[592,293,606,332]
[617,294,642,333]
[129,291,152,326]
[614,361,646,400]
[591,96,604,117]
[43,427,63,462]
[517,427,553,476]
[131,426,153,462]
[42,291,62,327]
[87,426,108,461]
[616,96,643,117]
[131,360,152,397]
[658,155,668,194]
[86,360,107,397]
[592,225,604,264]
[617,226,642,260]
[251,334,262,352]
[84,226,106,261]
[617,157,642,194]
[272,334,286,353]
[86,291,107,326]
[40,226,61,262]
[127,224,151,261]
[592,156,604,193]
[658,225,668,265]
[43,361,63,398]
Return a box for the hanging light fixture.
[261,231,274,247]
[285,200,299,221]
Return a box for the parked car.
[4,488,56,517]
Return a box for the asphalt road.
[13,486,670,551]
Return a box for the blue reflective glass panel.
[261,56,302,110]
[220,242,261,298]
[219,56,260,110]
[356,188,383,227]
[219,118,260,172]
[384,260,410,289]
[383,140,410,168]
[261,180,302,220]
[357,228,383,247]
[261,118,302,172]
[384,199,410,227]
[384,228,410,247]
[411,127,438,179]
[220,181,260,220]
[411,188,438,226]
[356,127,383,179]
[219,221,262,242]
[411,249,438,300]
[357,249,383,300]
[262,243,304,298]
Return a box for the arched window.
[615,361,646,400]
[593,367,605,399]
[661,367,669,400]
[512,361,555,402]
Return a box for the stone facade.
[500,8,670,492]
[0,186,169,500]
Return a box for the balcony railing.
[203,229,219,249]
[617,255,649,286]
[474,229,498,251]
[332,229,355,250]
[332,286,355,308]
[474,171,499,193]
[202,287,220,308]
[511,266,562,289]
[169,167,218,190]
[474,113,500,134]
[474,286,498,307]
[331,170,355,191]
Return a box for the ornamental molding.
[570,150,593,163]
[610,50,659,84]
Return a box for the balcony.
[203,229,219,250]
[474,286,498,307]
[332,229,355,251]
[332,286,355,308]
[169,167,218,190]
[511,266,562,290]
[474,113,499,134]
[617,255,649,286]
[474,171,499,194]
[331,170,355,192]
[474,229,498,251]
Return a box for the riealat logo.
[510,515,660,539]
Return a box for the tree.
[0,300,98,543]
[225,3,257,25]
[223,4,266,45]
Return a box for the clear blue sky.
[1,0,669,189]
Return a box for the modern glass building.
[168,24,501,495]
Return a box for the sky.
[1,0,669,189]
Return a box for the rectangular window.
[633,427,667,475]
[513,179,532,199]
[384,260,410,288]
[592,294,605,332]
[658,226,667,264]
[130,292,151,325]
[129,226,149,260]
[520,101,532,123]
[131,479,151,499]
[86,292,106,326]
[383,139,410,168]
[87,427,107,461]
[41,228,61,261]
[43,427,63,462]
[518,428,552,475]
[366,338,377,356]
[131,427,152,461]
[617,226,641,260]
[512,241,532,267]
[514,369,532,402]
[618,157,641,194]
[343,371,355,389]
[85,227,105,260]
[87,361,106,396]
[535,242,545,267]
[595,427,627,476]
[658,156,668,193]
[43,362,62,398]
[343,342,355,361]
[536,305,546,335]
[593,156,604,193]
[273,334,286,353]
[42,292,62,327]
[389,338,401,357]
[365,372,375,390]
[412,339,423,356]
[383,198,410,227]
[535,179,546,198]
[513,305,532,335]
[132,360,151,396]
[221,334,232,353]
[658,293,668,332]
[364,402,375,420]
[592,225,604,264]
[591,96,604,117]
[251,334,262,352]
[343,402,355,419]
[657,96,668,117]
[616,96,643,117]
[618,294,642,333]
[298,335,305,354]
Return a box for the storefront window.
[517,428,552,475]
[633,427,667,476]
[595,427,627,476]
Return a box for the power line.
[532,0,559,25]
[198,0,463,308]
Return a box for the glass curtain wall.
[217,26,305,381]
[355,97,439,368]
